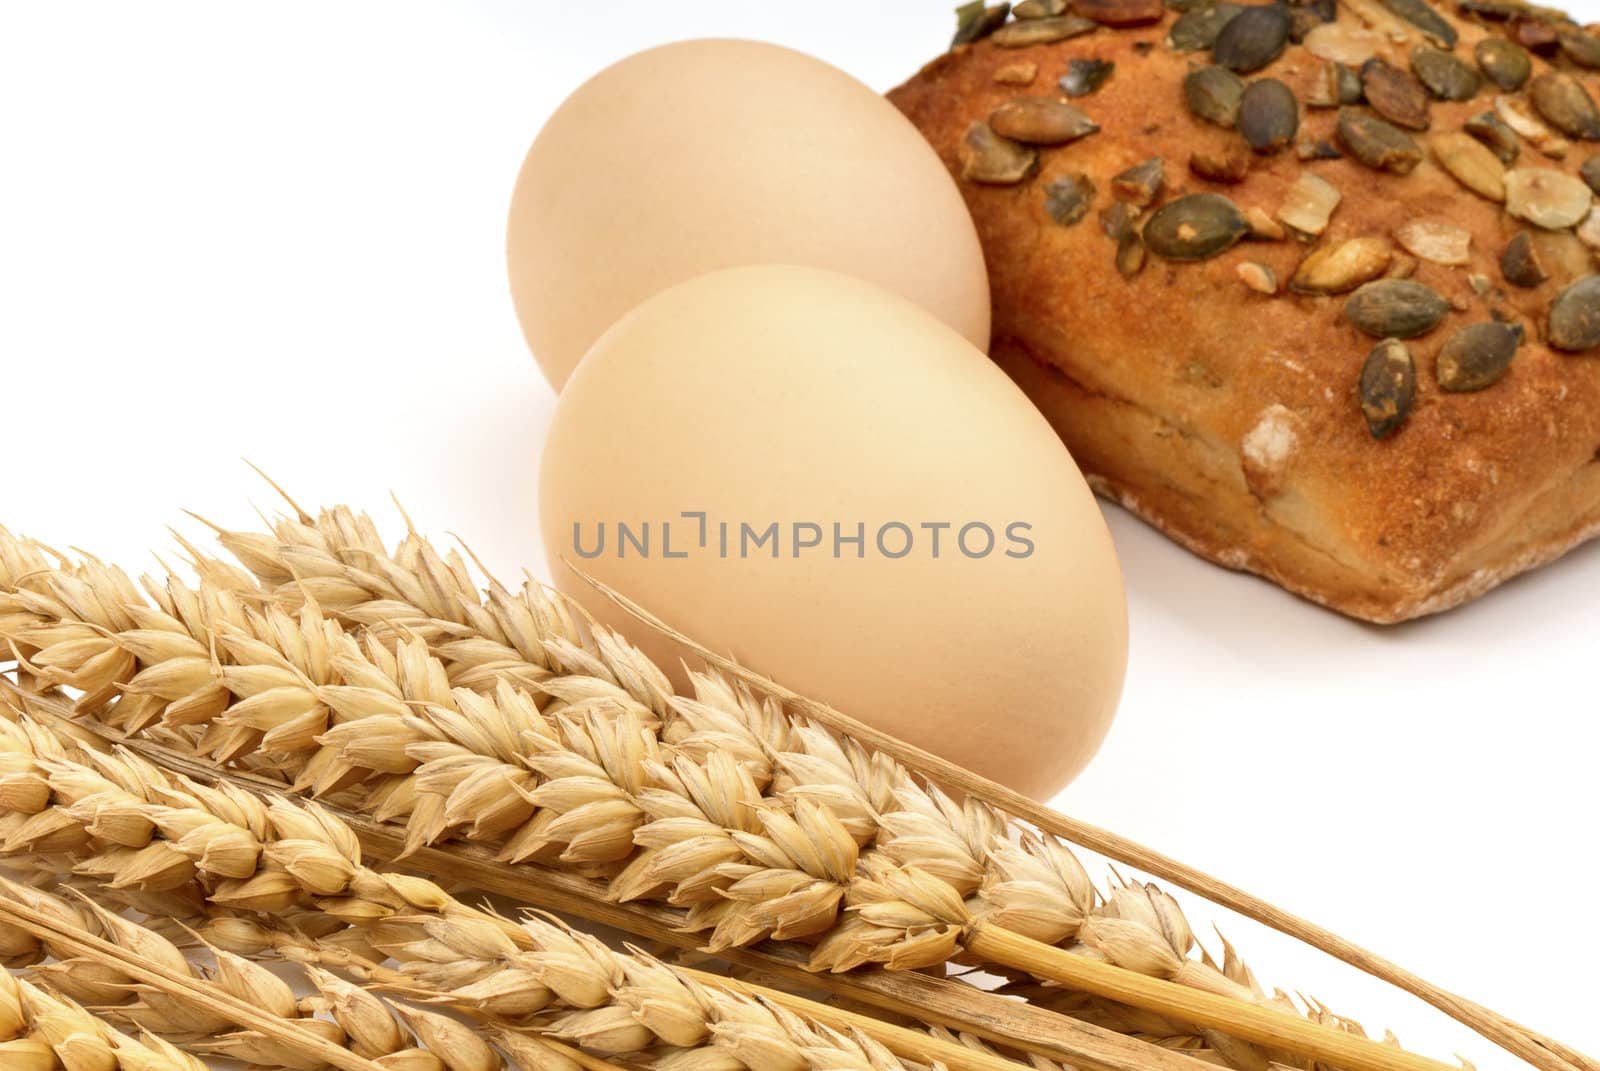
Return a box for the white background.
[0,2,1596,1067]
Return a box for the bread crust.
[888,4,1600,621]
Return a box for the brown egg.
[539,266,1127,800]
[508,39,990,390]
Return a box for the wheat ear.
[0,520,1474,1071]
[0,705,1179,1071]
[0,967,211,1071]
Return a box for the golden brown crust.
[888,1,1600,621]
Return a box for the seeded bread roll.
[889,0,1600,622]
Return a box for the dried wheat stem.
[0,520,1467,1071]
[0,708,1147,1071]
[0,967,209,1071]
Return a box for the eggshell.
[539,266,1126,800]
[508,38,990,390]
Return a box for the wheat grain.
[0,519,1433,1071]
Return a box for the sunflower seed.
[1099,200,1142,238]
[1433,130,1507,200]
[1014,0,1068,15]
[1297,138,1343,159]
[1143,192,1250,259]
[1560,30,1600,68]
[1359,338,1416,438]
[1411,47,1480,101]
[1472,37,1530,93]
[1239,78,1299,152]
[1464,110,1521,162]
[989,97,1100,143]
[1549,274,1600,349]
[1276,171,1341,234]
[1077,0,1165,24]
[1500,230,1549,287]
[1237,260,1278,292]
[1495,94,1556,146]
[952,3,1013,46]
[1168,3,1244,50]
[959,122,1039,183]
[1378,0,1458,47]
[1345,279,1449,337]
[994,61,1040,84]
[992,15,1097,45]
[1045,173,1097,224]
[1394,220,1472,264]
[1337,107,1423,172]
[1189,147,1251,181]
[1361,58,1432,131]
[1184,65,1247,126]
[1437,322,1522,390]
[1244,204,1287,238]
[1111,157,1165,204]
[1212,5,1291,72]
[1528,73,1600,140]
[1543,136,1573,159]
[1505,167,1593,227]
[1305,59,1363,107]
[1116,231,1148,276]
[1061,58,1116,96]
[1303,22,1385,65]
[1291,236,1393,293]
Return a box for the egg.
[539,266,1126,800]
[507,38,990,390]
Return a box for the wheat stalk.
[0,704,1177,1071]
[0,517,1477,1071]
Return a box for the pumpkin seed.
[1077,0,1165,24]
[1359,339,1416,438]
[1291,236,1392,293]
[959,122,1039,183]
[1305,59,1363,107]
[1514,19,1559,53]
[1184,65,1246,126]
[1189,147,1251,182]
[1378,0,1457,48]
[989,97,1101,144]
[1528,74,1600,140]
[1239,78,1299,152]
[1111,157,1165,205]
[1116,231,1148,277]
[1303,22,1385,65]
[1361,58,1431,131]
[952,2,1013,46]
[994,61,1040,84]
[1099,200,1142,239]
[1436,322,1523,391]
[1296,138,1343,159]
[1581,156,1600,194]
[1345,279,1450,337]
[1504,167,1593,228]
[1014,0,1068,15]
[1475,36,1532,90]
[1464,110,1521,163]
[1168,3,1244,50]
[1244,204,1287,239]
[1336,107,1423,172]
[1045,173,1097,225]
[992,15,1097,46]
[1432,131,1507,200]
[1060,58,1116,96]
[1276,171,1341,234]
[1549,274,1600,350]
[1560,31,1600,69]
[1394,220,1471,264]
[1237,260,1278,293]
[1411,47,1480,101]
[1143,192,1250,259]
[1212,4,1291,73]
[1500,230,1549,287]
